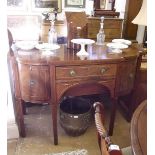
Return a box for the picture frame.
[32,0,62,12]
[7,0,27,11]
[65,0,86,8]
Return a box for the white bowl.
[112,39,132,45]
[71,38,95,45]
[106,42,128,49]
[15,41,37,50]
[35,43,60,50]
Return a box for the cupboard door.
[18,64,50,102]
[116,59,137,96]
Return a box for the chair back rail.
[94,102,123,155]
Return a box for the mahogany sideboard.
[8,43,142,145]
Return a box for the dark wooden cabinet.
[18,64,50,102]
[9,44,142,145]
[116,58,137,96]
[87,17,123,41]
[118,56,147,121]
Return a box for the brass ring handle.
[30,80,35,86]
[101,68,108,74]
[70,70,76,76]
[129,73,134,79]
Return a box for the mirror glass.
[94,0,115,10]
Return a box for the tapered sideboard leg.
[108,98,117,136]
[16,99,26,137]
[51,104,58,145]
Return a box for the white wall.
[7,0,127,20]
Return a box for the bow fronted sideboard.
[8,44,143,145]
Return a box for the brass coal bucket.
[59,97,92,136]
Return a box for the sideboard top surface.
[14,44,140,65]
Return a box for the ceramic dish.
[106,42,128,49]
[112,39,132,45]
[35,43,60,50]
[15,41,37,50]
[71,38,95,45]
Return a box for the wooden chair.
[94,102,123,155]
[65,12,88,49]
[7,29,26,136]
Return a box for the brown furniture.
[93,0,120,17]
[94,102,123,155]
[65,12,88,49]
[94,9,120,18]
[118,48,147,121]
[87,17,123,42]
[130,100,147,155]
[8,43,142,145]
[94,100,147,155]
[41,17,123,44]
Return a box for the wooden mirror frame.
[93,0,120,17]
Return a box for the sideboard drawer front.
[56,66,89,79]
[56,64,117,80]
[18,64,50,102]
[89,64,117,77]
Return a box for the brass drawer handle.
[70,70,76,77]
[129,73,134,79]
[101,68,108,74]
[30,80,35,86]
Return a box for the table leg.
[51,104,58,145]
[16,98,25,137]
[22,102,26,115]
[108,98,117,136]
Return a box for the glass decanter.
[48,20,57,44]
[96,16,105,45]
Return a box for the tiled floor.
[8,101,131,155]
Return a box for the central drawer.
[56,64,117,80]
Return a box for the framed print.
[65,0,86,8]
[32,0,62,12]
[7,0,27,11]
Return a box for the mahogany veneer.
[8,44,143,145]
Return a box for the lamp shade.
[132,0,147,26]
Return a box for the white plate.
[106,43,128,49]
[15,41,37,50]
[71,38,95,45]
[112,39,132,45]
[35,43,60,50]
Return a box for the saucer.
[35,43,60,51]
